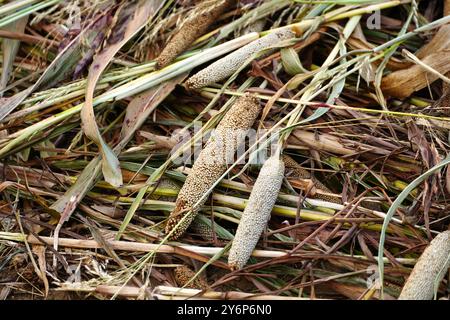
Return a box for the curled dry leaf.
[185,28,296,89]
[81,0,164,187]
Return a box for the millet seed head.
[155,0,234,69]
[282,154,341,204]
[150,178,180,201]
[165,94,261,240]
[190,216,215,242]
[174,265,208,290]
[185,29,295,89]
[399,230,450,300]
[282,154,311,179]
[228,155,285,270]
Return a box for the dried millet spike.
[185,28,295,89]
[165,94,261,240]
[174,265,208,290]
[190,217,215,241]
[399,230,450,300]
[228,155,285,270]
[282,155,341,204]
[155,0,234,69]
[282,154,311,179]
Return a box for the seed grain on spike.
[282,154,341,204]
[190,217,215,242]
[399,230,450,300]
[165,93,261,240]
[156,0,234,69]
[174,265,208,290]
[228,155,285,270]
[185,29,296,89]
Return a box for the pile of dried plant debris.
[1,0,450,300]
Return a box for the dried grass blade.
[0,16,28,95]
[378,154,450,297]
[81,0,164,187]
[50,75,185,218]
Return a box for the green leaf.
[1,16,28,94]
[81,0,164,187]
[0,8,111,120]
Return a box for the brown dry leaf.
[81,0,164,187]
[138,131,177,150]
[381,49,450,98]
[407,121,435,170]
[327,281,367,300]
[0,286,10,300]
[121,169,147,183]
[416,0,450,59]
[31,245,49,298]
[405,122,440,231]
[0,163,62,189]
[382,10,450,98]
[289,130,355,155]
[91,205,125,219]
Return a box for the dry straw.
[152,285,315,300]
[165,93,261,239]
[156,0,234,69]
[399,230,450,300]
[174,265,208,290]
[185,28,296,89]
[228,154,285,270]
